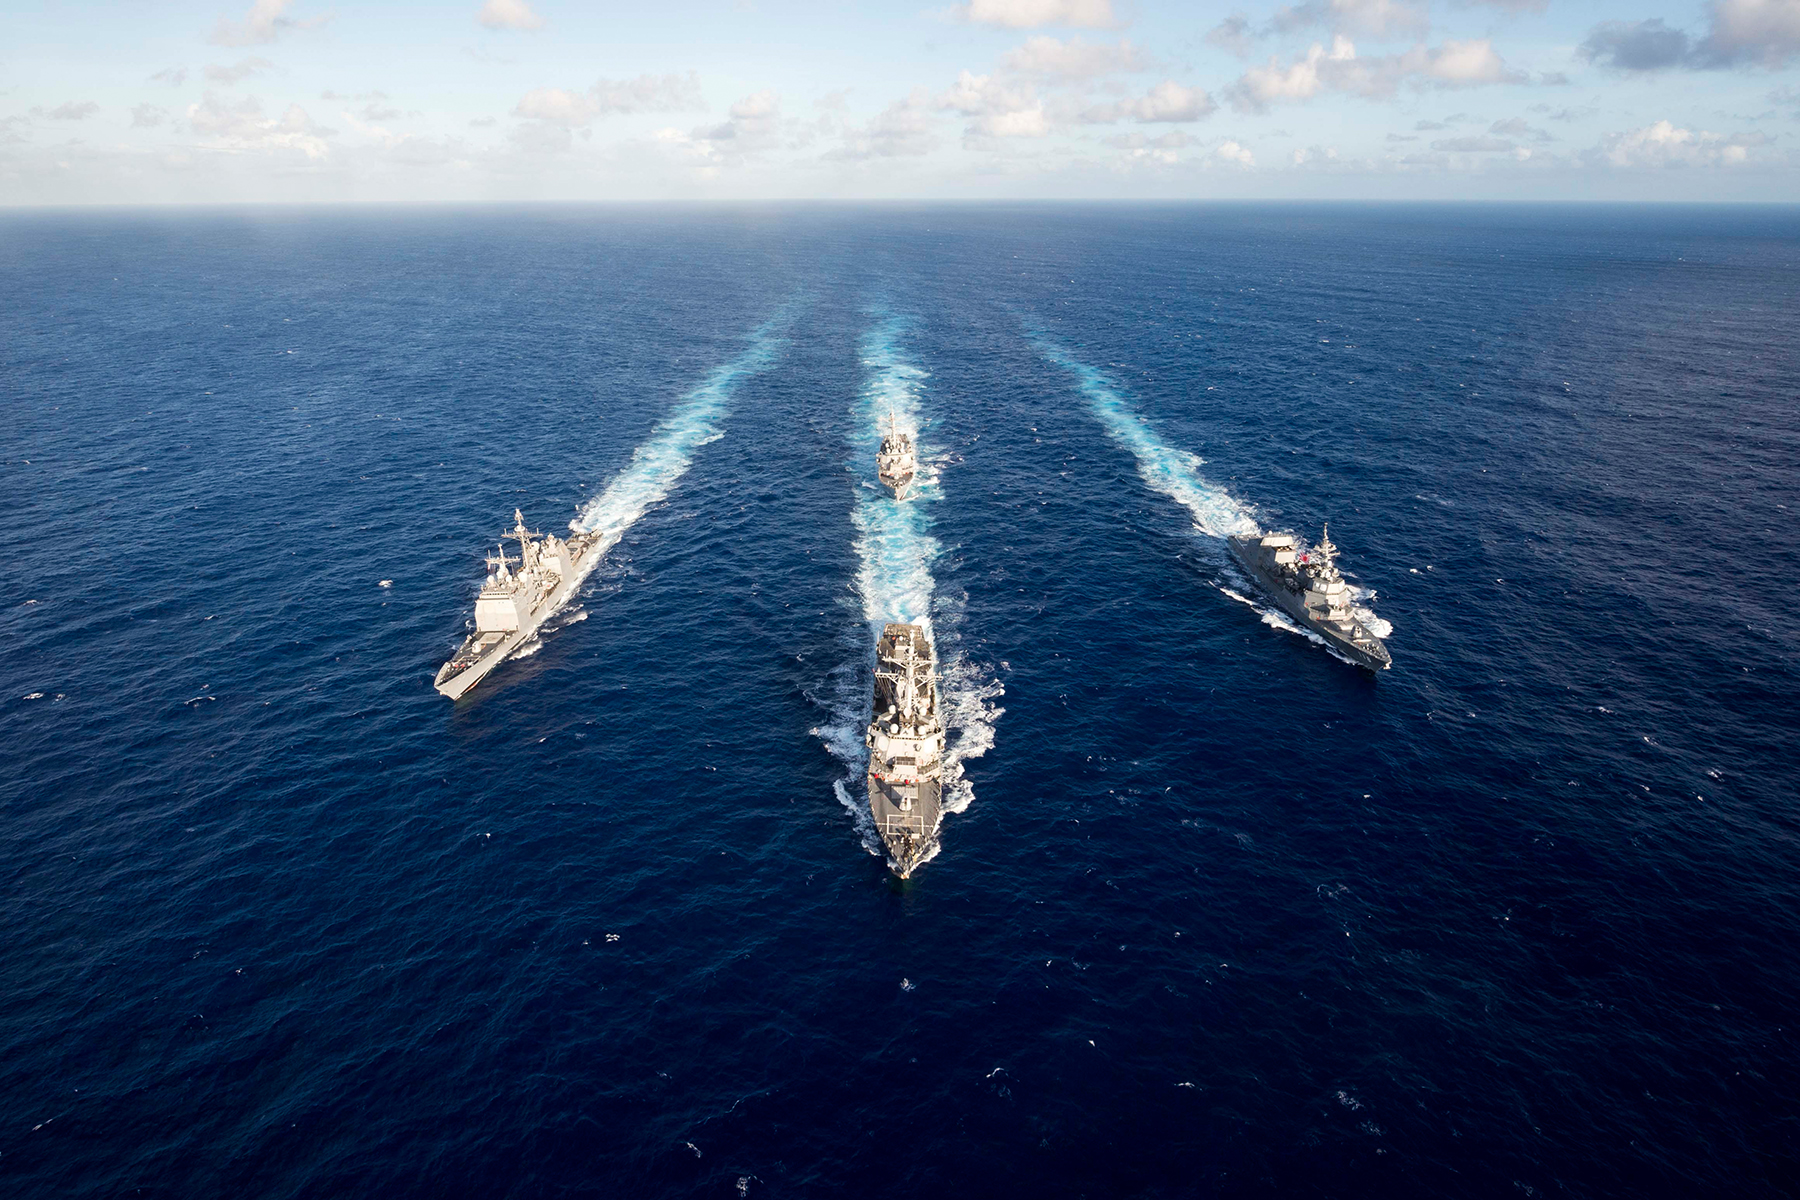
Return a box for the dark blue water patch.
[1,204,1798,1199]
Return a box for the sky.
[3,0,1798,205]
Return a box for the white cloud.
[1228,35,1523,111]
[1104,130,1192,166]
[1103,129,1193,149]
[1432,135,1515,151]
[206,57,274,84]
[150,67,189,87]
[338,110,465,166]
[513,88,598,126]
[1701,0,1800,68]
[187,91,332,158]
[209,0,323,47]
[937,70,1050,138]
[1583,119,1769,167]
[509,121,573,155]
[1427,39,1518,85]
[1230,35,1354,106]
[512,73,706,127]
[1579,2,1800,71]
[1205,15,1255,57]
[985,107,1053,136]
[953,0,1119,30]
[1490,116,1553,142]
[828,90,940,160]
[1081,80,1217,123]
[1001,36,1148,79]
[339,109,399,144]
[132,104,170,128]
[1212,139,1255,166]
[478,0,545,31]
[674,90,786,158]
[591,73,706,114]
[1273,0,1429,39]
[42,101,100,120]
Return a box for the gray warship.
[1227,525,1392,671]
[434,509,602,699]
[865,622,945,876]
[876,413,917,499]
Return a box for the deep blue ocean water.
[2,203,1798,1198]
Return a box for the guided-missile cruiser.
[866,622,945,876]
[876,413,917,499]
[1227,524,1392,671]
[434,509,601,699]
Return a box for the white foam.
[1348,584,1393,638]
[571,316,785,566]
[939,651,1004,816]
[1039,341,1258,539]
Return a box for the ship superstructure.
[865,622,945,875]
[876,413,917,499]
[1227,524,1392,671]
[434,509,602,699]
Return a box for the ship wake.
[558,314,787,608]
[1036,339,1259,541]
[813,314,1002,873]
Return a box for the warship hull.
[867,775,941,877]
[1228,534,1392,671]
[877,415,917,501]
[433,568,586,699]
[435,511,600,700]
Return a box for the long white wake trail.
[1038,339,1391,660]
[570,318,783,551]
[1036,340,1259,539]
[503,319,784,664]
[818,316,1002,870]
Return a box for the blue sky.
[3,0,1797,204]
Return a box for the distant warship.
[866,623,945,875]
[1227,525,1392,671]
[434,509,601,699]
[876,413,917,499]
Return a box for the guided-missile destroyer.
[434,509,601,699]
[866,622,944,876]
[876,413,916,499]
[1227,524,1392,671]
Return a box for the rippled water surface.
[3,204,1797,1198]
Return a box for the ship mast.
[1317,522,1338,573]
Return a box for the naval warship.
[865,622,945,876]
[876,413,916,499]
[1227,525,1392,671]
[434,509,602,699]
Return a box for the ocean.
[2,203,1796,1197]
